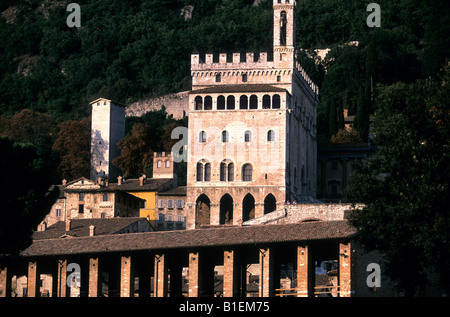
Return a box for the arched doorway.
[196,194,210,227]
[242,193,255,222]
[264,193,277,214]
[220,194,233,225]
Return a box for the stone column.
[154,254,168,297]
[89,257,100,297]
[27,261,39,297]
[339,242,352,297]
[188,252,200,297]
[297,245,310,297]
[120,255,134,297]
[223,249,237,297]
[259,248,274,297]
[0,265,11,297]
[57,259,67,297]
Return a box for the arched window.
[264,194,277,214]
[220,162,227,181]
[217,95,225,110]
[244,130,251,142]
[199,131,206,143]
[196,194,210,227]
[242,194,255,222]
[249,95,258,109]
[204,96,213,110]
[267,130,275,141]
[194,96,203,110]
[103,193,109,202]
[263,95,271,109]
[165,160,170,168]
[157,160,162,168]
[272,94,281,109]
[204,163,211,181]
[239,95,248,109]
[196,162,203,181]
[220,194,233,225]
[227,95,235,110]
[242,164,252,181]
[228,163,234,181]
[222,130,229,143]
[280,11,287,46]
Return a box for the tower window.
[280,11,287,46]
[249,95,258,109]
[195,96,203,110]
[263,95,271,109]
[204,96,213,110]
[199,131,206,143]
[197,162,204,181]
[222,130,229,143]
[228,163,234,181]
[204,163,211,181]
[217,96,226,110]
[244,130,251,142]
[242,164,252,181]
[216,74,221,82]
[268,130,275,141]
[242,74,247,82]
[220,162,227,181]
[240,95,248,109]
[227,95,235,110]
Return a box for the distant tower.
[273,0,296,69]
[90,98,125,181]
[153,151,178,188]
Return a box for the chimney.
[62,179,67,186]
[139,174,146,186]
[89,225,96,237]
[118,176,122,185]
[65,219,71,231]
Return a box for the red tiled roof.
[21,221,356,257]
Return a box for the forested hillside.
[0,0,448,180]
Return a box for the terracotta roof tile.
[21,221,356,257]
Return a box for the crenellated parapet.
[295,61,319,96]
[191,52,273,71]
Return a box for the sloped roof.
[107,178,174,192]
[32,217,151,240]
[190,84,288,94]
[21,220,356,257]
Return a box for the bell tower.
[273,0,296,69]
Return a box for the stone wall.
[126,91,189,120]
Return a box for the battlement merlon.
[190,52,274,71]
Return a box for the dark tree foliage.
[346,65,450,296]
[0,137,59,257]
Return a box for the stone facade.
[40,178,143,227]
[186,0,318,229]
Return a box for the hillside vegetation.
[0,0,448,180]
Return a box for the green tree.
[0,137,59,257]
[346,65,450,296]
[52,117,91,181]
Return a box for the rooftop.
[190,84,288,94]
[21,220,356,257]
[33,217,151,240]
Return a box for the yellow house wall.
[129,191,156,224]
